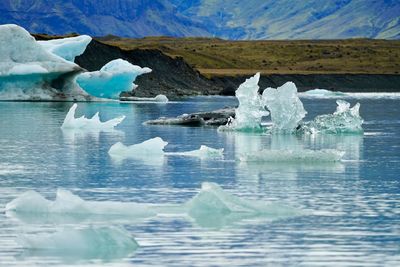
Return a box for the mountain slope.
[1,0,399,39]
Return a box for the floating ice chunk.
[239,149,345,162]
[167,145,224,159]
[185,182,299,228]
[120,94,169,102]
[219,73,269,132]
[300,89,346,98]
[76,59,152,99]
[262,82,307,133]
[108,137,168,161]
[6,189,155,218]
[61,103,125,130]
[304,100,363,134]
[38,35,92,62]
[20,226,138,259]
[0,24,88,100]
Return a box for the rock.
[145,107,235,127]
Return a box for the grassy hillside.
[99,36,400,76]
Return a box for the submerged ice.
[61,103,125,130]
[76,59,152,99]
[20,226,139,259]
[239,149,345,162]
[38,35,92,62]
[7,183,300,228]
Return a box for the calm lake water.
[0,95,399,266]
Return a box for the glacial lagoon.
[0,94,399,266]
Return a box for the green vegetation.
[99,36,400,76]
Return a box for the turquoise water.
[0,96,399,266]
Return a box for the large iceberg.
[219,73,269,132]
[20,226,138,260]
[239,149,345,162]
[262,82,307,133]
[304,100,363,134]
[166,145,224,159]
[61,103,125,129]
[38,35,92,62]
[0,24,89,100]
[76,59,152,99]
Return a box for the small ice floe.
[166,145,224,159]
[184,182,300,228]
[38,35,92,62]
[300,89,346,98]
[108,137,168,163]
[120,94,169,102]
[303,100,363,134]
[76,59,151,99]
[19,226,138,260]
[5,189,155,218]
[239,149,345,162]
[61,103,125,130]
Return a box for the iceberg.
[304,100,363,134]
[6,189,155,218]
[166,145,224,159]
[76,59,152,99]
[38,35,92,62]
[239,149,345,162]
[262,82,307,133]
[0,24,89,101]
[61,103,125,130]
[108,137,168,160]
[20,226,138,260]
[219,73,269,132]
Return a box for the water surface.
[0,95,399,266]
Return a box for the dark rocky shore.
[72,40,400,97]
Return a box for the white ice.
[219,73,269,131]
[239,149,345,162]
[262,82,307,133]
[38,35,92,62]
[304,100,363,134]
[120,94,169,102]
[166,145,224,159]
[61,103,125,130]
[19,226,139,258]
[76,59,152,99]
[300,89,346,98]
[0,24,88,100]
[108,137,168,163]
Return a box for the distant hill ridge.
[1,0,400,39]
